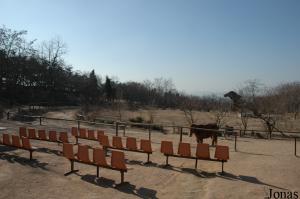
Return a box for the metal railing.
[5,111,300,156]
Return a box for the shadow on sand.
[126,159,287,191]
[181,168,288,190]
[35,147,62,156]
[220,137,251,143]
[79,174,158,199]
[0,145,17,153]
[127,159,185,174]
[217,172,288,190]
[0,146,48,170]
[237,151,273,156]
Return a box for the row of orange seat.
[161,141,229,160]
[99,135,153,163]
[100,135,151,152]
[72,127,153,163]
[19,127,69,143]
[63,143,127,183]
[71,127,104,142]
[3,127,229,182]
[71,126,229,172]
[0,133,36,160]
[160,141,229,172]
[72,127,152,152]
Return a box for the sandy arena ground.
[0,118,300,199]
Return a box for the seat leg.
[121,171,124,184]
[97,166,99,178]
[30,151,33,160]
[64,160,79,176]
[104,147,109,157]
[144,153,151,164]
[165,155,170,166]
[221,160,224,174]
[195,159,198,169]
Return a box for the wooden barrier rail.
[6,112,300,156]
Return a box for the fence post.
[7,112,10,120]
[235,132,237,152]
[173,123,175,134]
[116,122,119,137]
[39,116,42,125]
[180,127,183,142]
[123,124,126,136]
[295,137,297,156]
[148,125,151,140]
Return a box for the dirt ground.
[0,115,300,199]
[82,107,300,132]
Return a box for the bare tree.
[181,95,199,125]
[275,82,300,119]
[153,77,174,94]
[146,107,156,124]
[39,37,67,66]
[257,88,283,138]
[240,113,249,136]
[0,26,36,57]
[212,111,227,127]
[238,79,263,115]
[113,87,127,121]
[226,80,281,138]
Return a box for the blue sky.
[1,0,299,95]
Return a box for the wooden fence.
[5,112,300,156]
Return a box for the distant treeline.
[1,26,299,120]
[0,26,227,111]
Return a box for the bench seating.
[63,143,127,183]
[19,127,27,138]
[99,135,153,163]
[20,127,69,143]
[71,127,104,144]
[160,141,229,173]
[0,133,36,160]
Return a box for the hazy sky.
[1,0,300,95]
